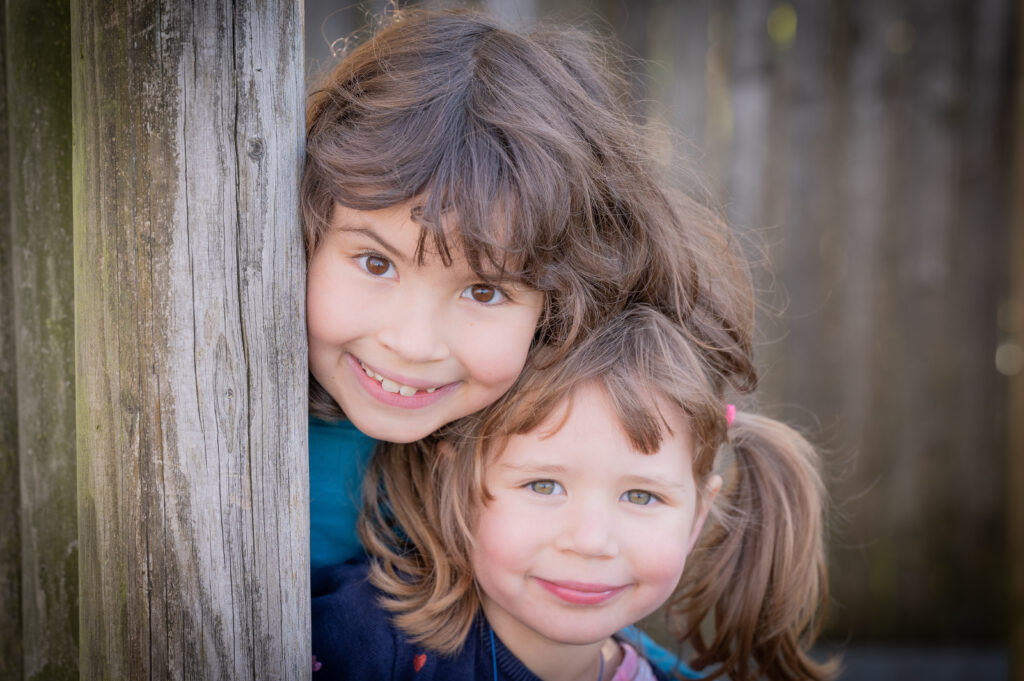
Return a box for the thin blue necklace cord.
[490,627,498,681]
[489,625,605,681]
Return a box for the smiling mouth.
[357,359,440,397]
[535,578,628,606]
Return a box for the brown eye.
[471,286,495,302]
[461,284,506,304]
[360,254,393,277]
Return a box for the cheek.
[629,517,694,593]
[305,259,346,340]
[306,262,380,347]
[472,500,538,575]
[457,310,539,387]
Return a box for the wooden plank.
[722,0,775,277]
[831,0,909,639]
[709,0,1013,644]
[880,0,1007,641]
[0,3,24,678]
[770,0,844,426]
[949,0,1013,643]
[71,2,308,679]
[6,2,78,679]
[1008,0,1024,673]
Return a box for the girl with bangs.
[311,307,837,681]
[303,6,760,675]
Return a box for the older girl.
[302,8,754,576]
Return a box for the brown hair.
[302,7,756,420]
[360,306,836,681]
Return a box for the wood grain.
[6,2,78,679]
[72,2,307,678]
[0,3,24,678]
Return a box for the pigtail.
[670,411,838,681]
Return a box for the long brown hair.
[360,307,837,681]
[303,7,756,420]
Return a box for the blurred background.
[307,1,1021,679]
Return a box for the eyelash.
[461,284,510,305]
[525,481,662,506]
[356,253,396,278]
[621,489,661,506]
[527,480,564,496]
[356,252,513,305]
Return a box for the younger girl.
[312,307,837,681]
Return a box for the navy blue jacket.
[311,560,672,681]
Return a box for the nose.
[553,498,619,558]
[375,294,451,364]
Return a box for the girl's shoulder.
[311,560,502,681]
[311,560,401,679]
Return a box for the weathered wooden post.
[0,5,23,679]
[72,2,308,679]
[5,2,78,679]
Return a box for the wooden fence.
[2,0,1021,679]
[553,0,1018,659]
[3,1,308,679]
[552,0,1019,664]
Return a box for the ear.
[687,474,722,553]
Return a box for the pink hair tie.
[725,403,737,427]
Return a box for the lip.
[534,578,628,606]
[347,354,458,409]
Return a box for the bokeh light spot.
[995,342,1024,376]
[767,3,797,50]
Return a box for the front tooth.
[380,378,400,393]
[398,385,417,397]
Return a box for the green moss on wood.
[7,0,77,678]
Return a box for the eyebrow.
[337,226,409,264]
[619,475,688,492]
[500,462,687,490]
[499,462,568,475]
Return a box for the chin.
[351,419,426,443]
[534,620,625,646]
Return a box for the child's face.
[472,382,718,649]
[307,202,543,443]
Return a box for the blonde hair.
[360,307,837,681]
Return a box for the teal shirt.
[309,416,377,571]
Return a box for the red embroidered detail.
[414,653,427,672]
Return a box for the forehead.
[494,383,695,474]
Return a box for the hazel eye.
[623,490,654,506]
[528,480,563,496]
[357,254,395,278]
[461,284,507,304]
